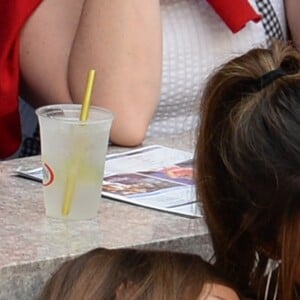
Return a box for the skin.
[285,0,300,50]
[20,0,299,293]
[19,0,300,147]
[197,283,239,300]
[20,0,162,146]
[115,282,239,300]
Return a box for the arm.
[68,0,162,146]
[20,0,162,146]
[285,0,300,50]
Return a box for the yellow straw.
[62,69,96,216]
[80,69,96,121]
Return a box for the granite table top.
[0,133,212,300]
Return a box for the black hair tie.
[241,57,299,94]
[254,67,286,91]
[253,56,300,91]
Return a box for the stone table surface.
[0,133,211,300]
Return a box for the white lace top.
[147,0,287,137]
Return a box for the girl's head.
[39,248,238,300]
[196,41,300,299]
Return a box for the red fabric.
[207,0,261,33]
[0,0,41,158]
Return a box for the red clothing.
[207,0,261,33]
[0,0,260,158]
[0,1,41,158]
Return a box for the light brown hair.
[195,41,300,299]
[39,248,234,300]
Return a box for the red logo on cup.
[42,163,55,186]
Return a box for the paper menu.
[15,145,201,218]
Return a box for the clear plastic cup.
[36,104,113,220]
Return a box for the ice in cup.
[36,104,113,220]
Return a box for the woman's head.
[195,41,300,298]
[39,248,238,300]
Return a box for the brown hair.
[39,248,234,300]
[195,41,300,299]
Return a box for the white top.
[147,0,287,137]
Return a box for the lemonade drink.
[36,104,113,220]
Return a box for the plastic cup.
[36,104,113,220]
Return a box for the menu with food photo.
[15,145,201,218]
